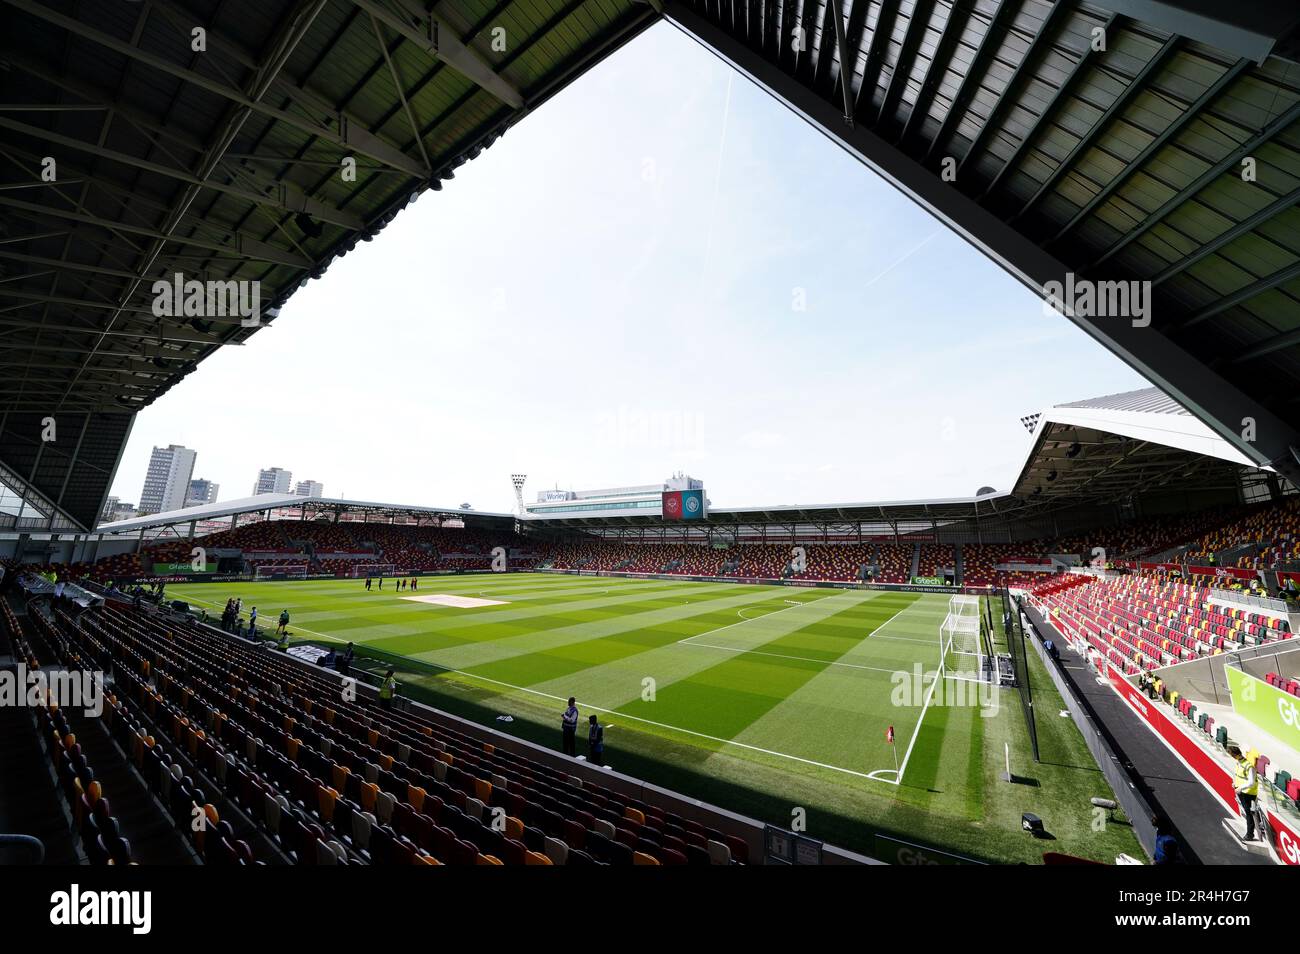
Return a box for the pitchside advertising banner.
[661,488,706,520]
[152,562,216,574]
[1225,667,1300,749]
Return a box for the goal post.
[350,563,396,578]
[942,594,990,682]
[252,563,309,580]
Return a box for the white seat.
[316,839,340,865]
[707,840,732,865]
[375,790,396,825]
[263,793,282,835]
[352,811,375,851]
[544,836,569,866]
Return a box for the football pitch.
[169,572,1141,863]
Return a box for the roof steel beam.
[1010,34,1179,224]
[828,0,857,124]
[0,116,365,230]
[876,0,934,127]
[1230,321,1300,366]
[1087,98,1300,270]
[0,195,312,268]
[851,0,900,120]
[1149,184,1300,287]
[979,12,1120,200]
[922,0,1018,164]
[1045,57,1249,248]
[1184,259,1300,331]
[955,0,1073,176]
[897,0,973,146]
[50,0,330,412]
[349,0,524,109]
[3,0,428,178]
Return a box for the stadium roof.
[3,0,1299,532]
[663,0,1300,486]
[1010,386,1263,503]
[94,492,513,534]
[531,386,1275,531]
[75,387,1278,540]
[0,0,656,530]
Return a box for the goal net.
[350,563,396,578]
[253,563,309,580]
[941,594,987,681]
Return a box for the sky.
[108,21,1150,514]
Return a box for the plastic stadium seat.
[632,851,660,865]
[524,850,552,865]
[656,847,688,865]
[723,834,749,864]
[544,836,569,866]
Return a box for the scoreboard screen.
[661,488,706,521]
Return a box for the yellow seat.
[318,786,338,823]
[632,851,660,865]
[407,785,426,813]
[360,781,379,814]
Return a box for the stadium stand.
[3,589,753,866]
[1033,575,1292,675]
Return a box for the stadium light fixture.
[511,474,527,516]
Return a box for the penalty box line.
[677,600,933,675]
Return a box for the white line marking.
[181,582,943,784]
[676,594,831,646]
[887,599,969,786]
[422,654,878,779]
[679,641,908,675]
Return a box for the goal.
[253,563,309,580]
[940,594,986,680]
[350,563,396,578]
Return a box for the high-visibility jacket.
[379,678,396,700]
[1235,759,1258,797]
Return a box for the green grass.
[169,572,1142,864]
